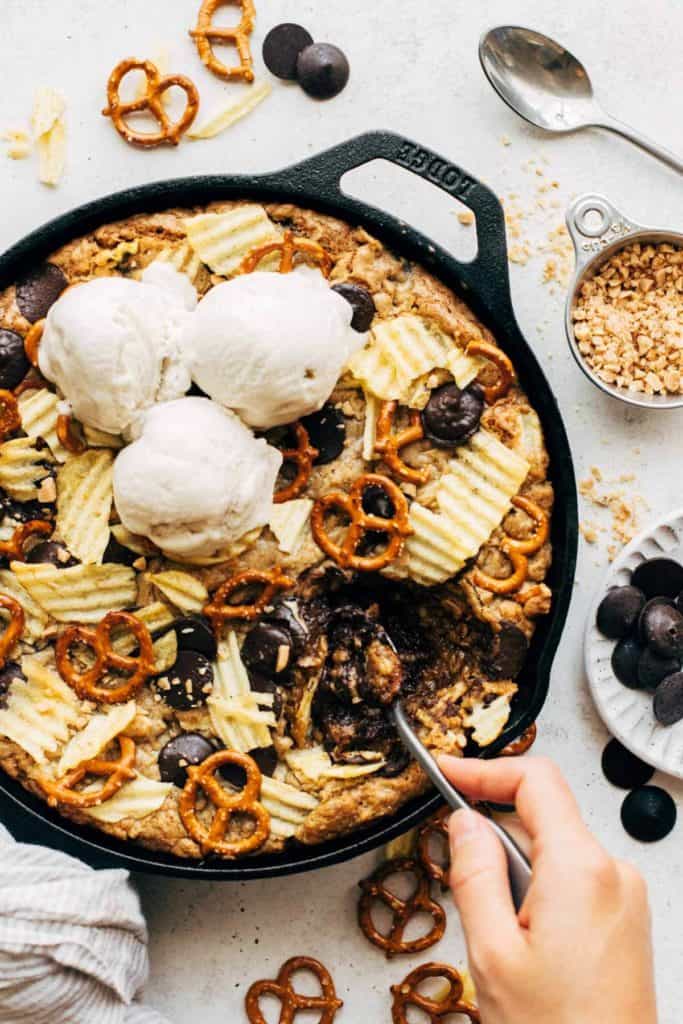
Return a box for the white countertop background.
[2,0,682,1020]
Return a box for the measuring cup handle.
[565,193,643,273]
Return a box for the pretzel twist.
[179,749,270,858]
[39,736,138,809]
[504,496,549,556]
[472,542,528,595]
[102,59,199,147]
[273,423,319,504]
[0,389,21,440]
[391,963,480,1023]
[23,320,45,368]
[311,473,412,572]
[57,413,87,455]
[246,957,343,1024]
[0,520,53,562]
[203,567,294,630]
[358,857,446,957]
[239,231,334,278]
[0,594,25,669]
[466,339,514,404]
[375,401,429,485]
[190,0,256,82]
[56,610,155,704]
[416,806,451,890]
[501,722,538,757]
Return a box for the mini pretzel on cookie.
[179,749,270,858]
[375,401,429,485]
[246,957,343,1024]
[273,423,319,504]
[23,320,45,368]
[0,594,25,669]
[57,413,87,455]
[56,610,155,704]
[311,473,412,572]
[0,520,53,562]
[466,339,514,404]
[203,567,294,629]
[0,389,21,440]
[358,857,446,957]
[190,0,256,83]
[239,231,334,278]
[391,963,480,1024]
[472,541,528,595]
[102,59,200,147]
[504,496,549,556]
[39,735,137,809]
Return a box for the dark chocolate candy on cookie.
[621,785,676,842]
[0,661,24,707]
[154,650,214,710]
[601,738,654,789]
[331,282,376,333]
[301,403,346,464]
[248,671,283,717]
[611,635,643,689]
[297,42,350,100]
[362,483,395,520]
[596,585,645,639]
[640,601,683,658]
[421,383,484,447]
[242,621,294,678]
[653,671,683,726]
[26,540,78,568]
[171,615,217,661]
[219,746,278,787]
[158,732,216,787]
[102,532,139,567]
[263,23,314,80]
[631,557,683,601]
[0,328,30,390]
[15,262,68,322]
[488,622,529,680]
[637,647,680,690]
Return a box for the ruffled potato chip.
[0,569,49,640]
[56,450,114,564]
[0,436,55,502]
[208,631,272,751]
[184,204,282,277]
[10,562,137,623]
[57,701,136,774]
[85,774,173,823]
[188,80,271,139]
[151,629,178,674]
[148,570,208,613]
[110,524,159,557]
[0,656,84,763]
[447,348,486,388]
[260,776,319,839]
[109,602,175,654]
[322,760,386,779]
[154,242,203,285]
[285,745,332,783]
[347,315,454,402]
[269,499,313,555]
[17,389,68,462]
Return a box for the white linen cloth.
[0,823,171,1024]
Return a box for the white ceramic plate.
[585,507,683,779]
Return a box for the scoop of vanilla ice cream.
[113,397,282,560]
[38,269,196,436]
[190,270,365,429]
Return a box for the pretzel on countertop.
[246,957,343,1024]
[102,59,200,147]
[273,423,319,504]
[391,963,480,1024]
[501,722,538,757]
[0,594,25,669]
[179,749,270,858]
[0,520,53,562]
[239,231,334,278]
[56,610,155,704]
[375,401,429,485]
[0,389,21,440]
[203,567,294,630]
[416,805,451,890]
[190,0,256,83]
[39,735,137,809]
[57,413,87,455]
[466,339,514,404]
[311,473,412,572]
[358,857,446,957]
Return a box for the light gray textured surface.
[1,0,682,1020]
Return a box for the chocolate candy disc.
[331,282,376,332]
[637,647,680,691]
[653,671,683,726]
[596,585,645,639]
[154,650,214,710]
[488,622,529,680]
[621,786,677,842]
[631,558,683,600]
[242,621,294,678]
[301,403,346,464]
[640,602,683,658]
[219,746,277,787]
[0,328,30,390]
[26,540,78,568]
[15,263,68,322]
[0,661,24,707]
[362,483,396,519]
[611,635,643,689]
[263,23,314,80]
[601,739,654,790]
[421,383,484,447]
[102,532,139,567]
[158,733,216,787]
[172,615,217,661]
[297,43,350,100]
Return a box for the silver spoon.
[479,26,683,174]
[390,701,532,912]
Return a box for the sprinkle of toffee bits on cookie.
[0,328,30,390]
[15,263,68,323]
[621,786,677,842]
[262,23,313,80]
[154,649,214,710]
[601,739,654,790]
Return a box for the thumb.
[449,808,521,955]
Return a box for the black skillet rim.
[0,131,578,877]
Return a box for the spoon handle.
[596,110,683,175]
[390,703,532,912]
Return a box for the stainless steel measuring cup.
[565,193,683,410]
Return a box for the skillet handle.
[278,130,513,319]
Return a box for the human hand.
[438,755,657,1024]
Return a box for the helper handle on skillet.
[267,130,514,323]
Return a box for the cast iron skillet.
[0,131,578,878]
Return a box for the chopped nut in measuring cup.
[572,241,683,395]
